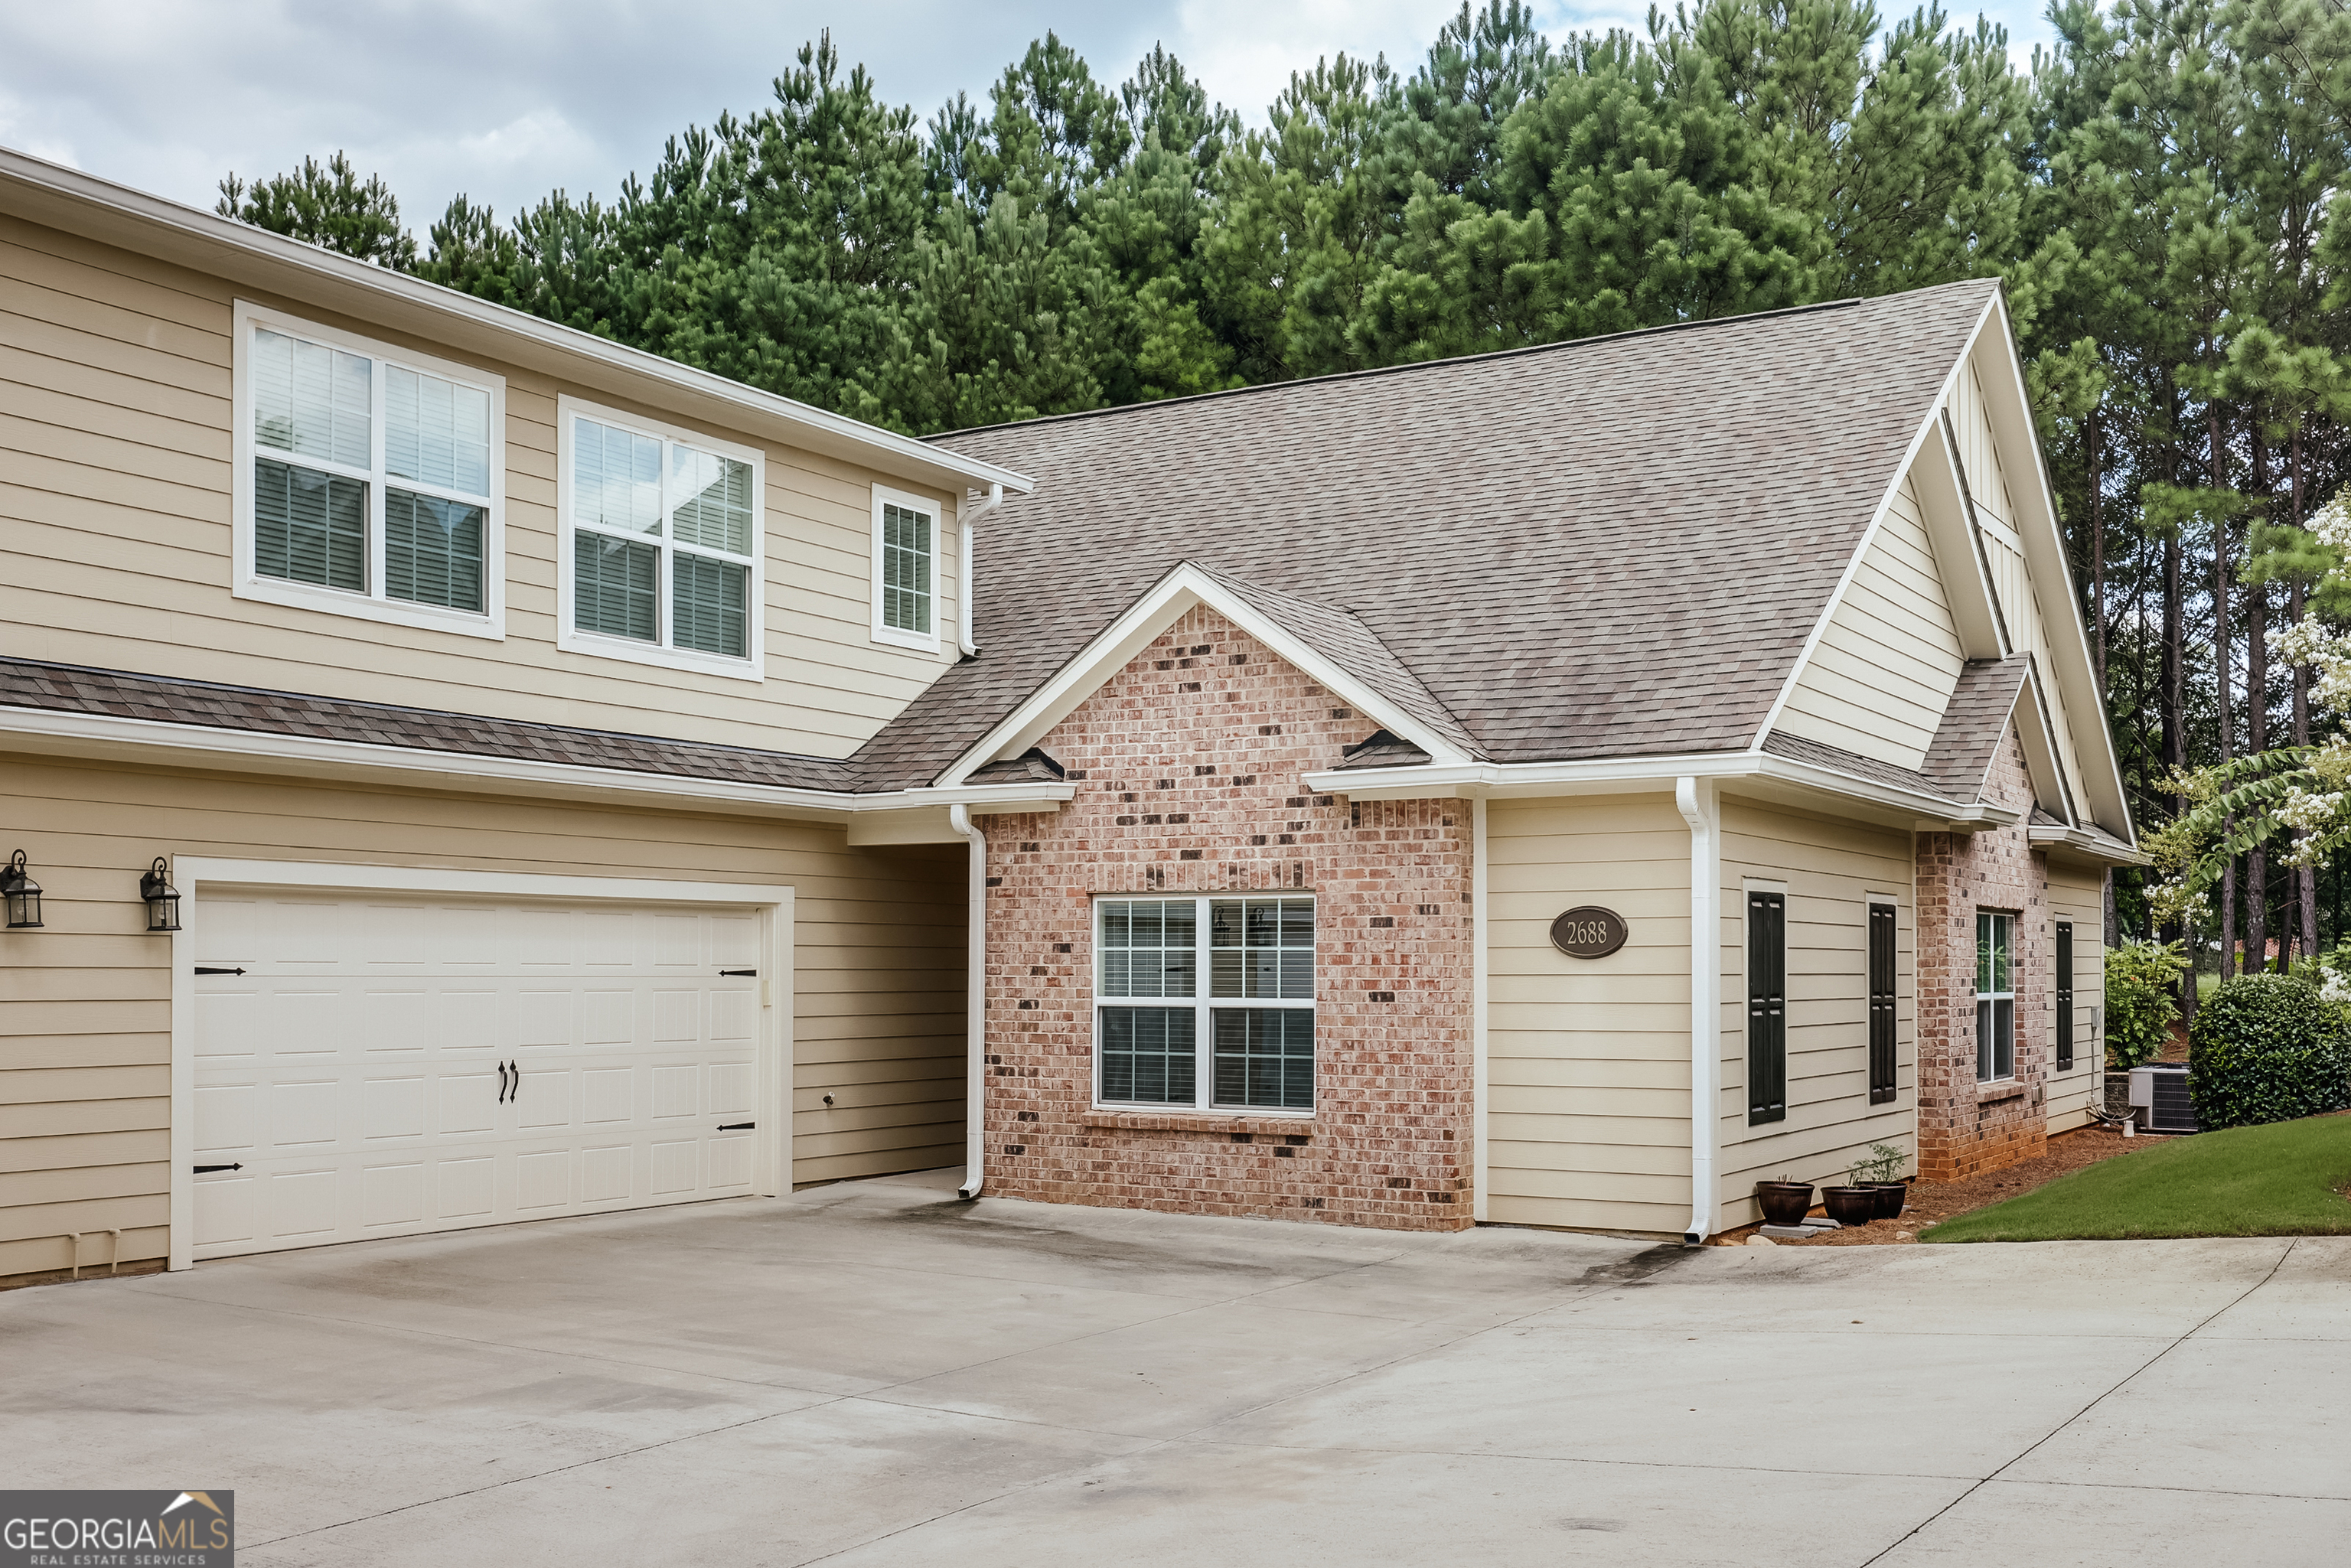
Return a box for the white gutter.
[1676,777,1721,1246]
[0,704,1074,820]
[950,804,988,1199]
[1471,794,1492,1222]
[958,484,1002,657]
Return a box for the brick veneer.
[1915,725,2051,1181]
[974,606,1475,1230]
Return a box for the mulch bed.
[1711,1123,2174,1246]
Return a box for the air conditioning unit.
[2128,1063,2199,1134]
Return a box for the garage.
[180,869,787,1261]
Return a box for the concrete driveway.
[5,1173,2343,1566]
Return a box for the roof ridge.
[921,288,2003,445]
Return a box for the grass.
[1925,1113,2351,1243]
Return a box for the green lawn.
[1925,1114,2351,1243]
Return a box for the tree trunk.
[2089,407,2106,690]
[2292,425,2319,963]
[2165,373,2191,1026]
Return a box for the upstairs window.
[558,398,764,680]
[1096,895,1315,1113]
[872,485,942,650]
[233,304,504,636]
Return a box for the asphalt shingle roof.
[856,279,1998,790]
[1922,655,2033,803]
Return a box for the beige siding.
[0,755,965,1280]
[1775,476,1965,770]
[1485,793,1694,1235]
[2047,864,2108,1132]
[0,214,962,758]
[1717,801,1914,1225]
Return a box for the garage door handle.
[194,1163,243,1174]
[719,968,757,976]
[717,1122,755,1131]
[195,967,245,976]
[498,1061,514,1103]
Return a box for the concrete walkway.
[3,1173,2343,1566]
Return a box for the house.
[0,150,2136,1283]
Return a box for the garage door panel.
[193,892,770,1260]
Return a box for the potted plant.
[1849,1143,1910,1219]
[1821,1182,1878,1224]
[1753,1178,1813,1227]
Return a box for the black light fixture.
[2,850,42,929]
[139,857,181,933]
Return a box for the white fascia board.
[1305,750,2017,829]
[2027,825,2151,867]
[2012,660,2081,826]
[1749,293,2002,747]
[934,562,1475,786]
[0,149,1032,503]
[1970,298,2137,847]
[0,706,1068,821]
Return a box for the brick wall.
[1915,724,2051,1181]
[975,605,1475,1230]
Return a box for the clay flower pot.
[1754,1181,1813,1227]
[1868,1182,1908,1220]
[1822,1185,1878,1225]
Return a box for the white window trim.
[871,483,945,654]
[230,300,507,640]
[1976,908,2017,1084]
[1091,893,1316,1118]
[556,394,767,683]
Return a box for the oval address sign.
[1549,906,1628,960]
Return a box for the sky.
[2,0,2063,236]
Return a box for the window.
[1096,895,1314,1113]
[232,303,504,637]
[557,396,763,680]
[2056,921,2075,1072]
[1747,889,1786,1125]
[1868,900,1898,1105]
[872,485,942,650]
[1976,911,2016,1081]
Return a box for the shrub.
[2105,940,2186,1070]
[2187,973,2351,1131]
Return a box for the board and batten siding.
[1484,794,1694,1235]
[2045,862,2108,1133]
[1773,474,1966,771]
[1716,802,1914,1226]
[0,212,960,758]
[0,755,966,1280]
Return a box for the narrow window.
[1868,902,1897,1105]
[1976,911,2016,1081]
[569,415,756,662]
[2056,921,2075,1072]
[238,311,501,631]
[1748,891,1786,1125]
[1095,895,1314,1113]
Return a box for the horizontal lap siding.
[1718,802,1914,1225]
[1485,794,1692,1235]
[2046,864,2108,1133]
[1773,477,1964,771]
[0,214,958,756]
[0,755,964,1278]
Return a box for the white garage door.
[191,889,766,1260]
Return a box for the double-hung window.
[232,303,504,636]
[1095,896,1315,1113]
[871,485,941,651]
[559,396,763,679]
[1976,911,2016,1081]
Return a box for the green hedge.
[2105,939,2185,1069]
[2187,973,2351,1131]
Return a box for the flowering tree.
[2147,491,2351,995]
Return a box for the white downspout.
[951,804,987,1198]
[1471,793,1491,1221]
[1677,777,1721,1245]
[959,484,1001,658]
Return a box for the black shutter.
[2055,921,2075,1072]
[1868,903,1897,1104]
[1748,892,1786,1125]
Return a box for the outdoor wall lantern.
[139,857,181,933]
[2,850,43,929]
